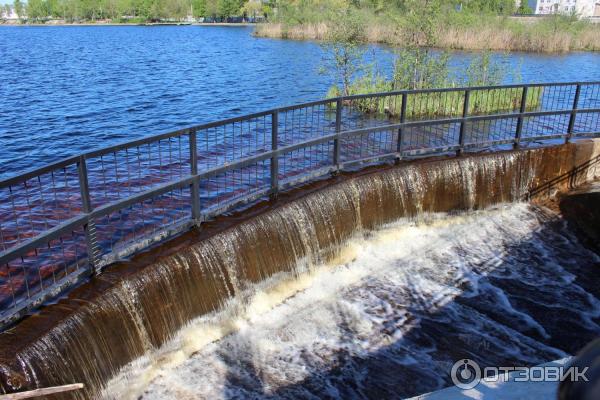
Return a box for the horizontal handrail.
[0,214,89,266]
[2,81,598,189]
[3,105,599,267]
[341,80,600,100]
[0,81,598,328]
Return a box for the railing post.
[77,155,100,275]
[514,85,528,149]
[566,84,581,143]
[457,89,470,156]
[189,129,201,222]
[333,98,342,172]
[396,92,408,163]
[270,110,279,200]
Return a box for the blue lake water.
[0,25,599,178]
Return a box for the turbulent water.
[102,203,600,400]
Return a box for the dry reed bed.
[255,22,600,52]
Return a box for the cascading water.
[0,142,598,399]
[103,203,600,400]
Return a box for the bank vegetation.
[317,0,545,118]
[255,0,600,53]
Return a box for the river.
[0,25,600,177]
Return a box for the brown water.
[106,203,600,400]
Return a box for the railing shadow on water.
[0,81,599,329]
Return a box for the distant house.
[526,0,600,17]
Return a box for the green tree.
[45,0,60,17]
[192,0,207,17]
[459,0,515,14]
[217,0,244,18]
[13,0,24,20]
[205,0,218,17]
[320,10,366,96]
[391,0,451,90]
[241,0,261,19]
[517,2,533,14]
[465,52,506,86]
[27,0,48,21]
[164,0,189,19]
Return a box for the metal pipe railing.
[0,81,599,329]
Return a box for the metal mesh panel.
[94,186,192,257]
[0,224,88,317]
[200,160,271,215]
[197,114,272,170]
[278,103,336,147]
[465,117,519,145]
[406,90,466,121]
[0,164,82,252]
[578,84,600,109]
[342,128,397,164]
[522,114,571,139]
[574,84,600,136]
[402,122,461,151]
[342,94,403,132]
[279,143,334,186]
[537,84,577,111]
[573,110,600,136]
[86,134,192,207]
[468,87,523,115]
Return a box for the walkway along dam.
[0,82,599,399]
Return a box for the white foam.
[102,203,600,400]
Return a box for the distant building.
[526,0,600,17]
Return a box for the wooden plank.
[0,384,84,399]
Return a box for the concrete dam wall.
[0,140,599,399]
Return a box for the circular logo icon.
[451,359,482,390]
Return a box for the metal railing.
[0,81,599,328]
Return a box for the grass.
[255,15,600,53]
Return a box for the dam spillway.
[0,139,599,399]
[0,81,599,399]
[108,203,600,400]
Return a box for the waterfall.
[0,141,598,399]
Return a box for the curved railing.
[1,81,599,328]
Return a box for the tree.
[206,0,219,17]
[517,2,533,15]
[217,0,244,18]
[320,10,366,96]
[45,0,60,17]
[465,52,505,86]
[164,0,189,20]
[27,0,48,20]
[13,0,24,20]
[459,0,516,14]
[241,0,261,19]
[192,0,207,17]
[391,0,451,90]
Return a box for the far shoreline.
[0,22,255,27]
[254,21,600,53]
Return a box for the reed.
[330,85,543,120]
[255,18,600,53]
